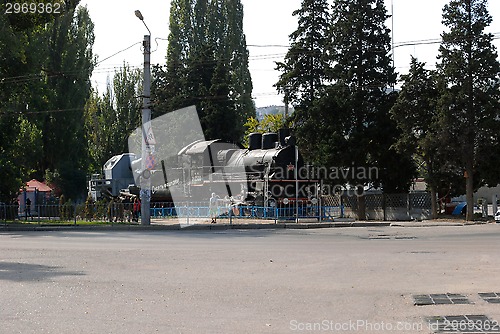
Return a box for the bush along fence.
[341,192,432,221]
[0,192,432,224]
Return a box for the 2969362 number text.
[4,2,61,14]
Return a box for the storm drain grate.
[426,315,500,333]
[414,294,472,306]
[479,293,500,304]
[367,234,416,240]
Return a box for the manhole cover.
[409,251,436,254]
[426,315,500,333]
[367,234,416,240]
[479,293,500,304]
[368,234,391,240]
[414,294,472,306]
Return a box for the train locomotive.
[89,129,318,206]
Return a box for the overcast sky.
[80,0,500,108]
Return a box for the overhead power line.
[95,41,142,66]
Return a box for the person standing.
[133,198,138,222]
[25,197,31,219]
[133,198,141,222]
[209,193,218,224]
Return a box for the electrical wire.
[95,41,142,65]
[3,32,498,86]
[1,31,499,113]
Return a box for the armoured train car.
[88,153,136,201]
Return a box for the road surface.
[1,224,500,333]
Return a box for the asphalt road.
[1,224,500,333]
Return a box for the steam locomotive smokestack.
[262,133,278,149]
[248,133,262,150]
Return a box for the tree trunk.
[430,186,438,219]
[465,0,475,222]
[357,186,366,220]
[465,163,474,221]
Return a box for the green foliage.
[153,0,255,143]
[242,114,289,147]
[1,0,66,31]
[84,194,94,221]
[280,0,415,192]
[84,64,142,172]
[391,58,463,197]
[0,2,95,201]
[437,0,500,219]
[0,115,43,201]
[275,0,330,109]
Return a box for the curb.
[0,221,491,232]
[0,220,497,232]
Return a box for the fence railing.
[150,203,343,221]
[0,201,344,224]
[341,193,432,220]
[1,193,433,224]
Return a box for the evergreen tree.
[391,58,445,218]
[275,0,330,109]
[437,0,500,220]
[295,0,414,197]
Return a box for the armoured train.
[88,129,318,206]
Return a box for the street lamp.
[135,10,152,225]
[135,10,151,36]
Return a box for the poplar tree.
[437,0,500,220]
[153,0,254,143]
[39,4,95,199]
[0,2,95,200]
[152,0,193,117]
[84,64,142,172]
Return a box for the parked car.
[495,210,500,222]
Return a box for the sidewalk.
[0,217,496,232]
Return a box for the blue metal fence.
[0,202,344,223]
[149,203,344,221]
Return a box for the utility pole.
[284,89,289,119]
[295,144,299,224]
[135,10,152,225]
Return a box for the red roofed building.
[18,179,53,216]
[25,179,53,193]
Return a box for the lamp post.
[135,10,151,225]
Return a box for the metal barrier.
[150,201,344,221]
[0,201,344,224]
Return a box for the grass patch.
[0,219,135,226]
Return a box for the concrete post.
[492,194,498,217]
[140,34,151,225]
